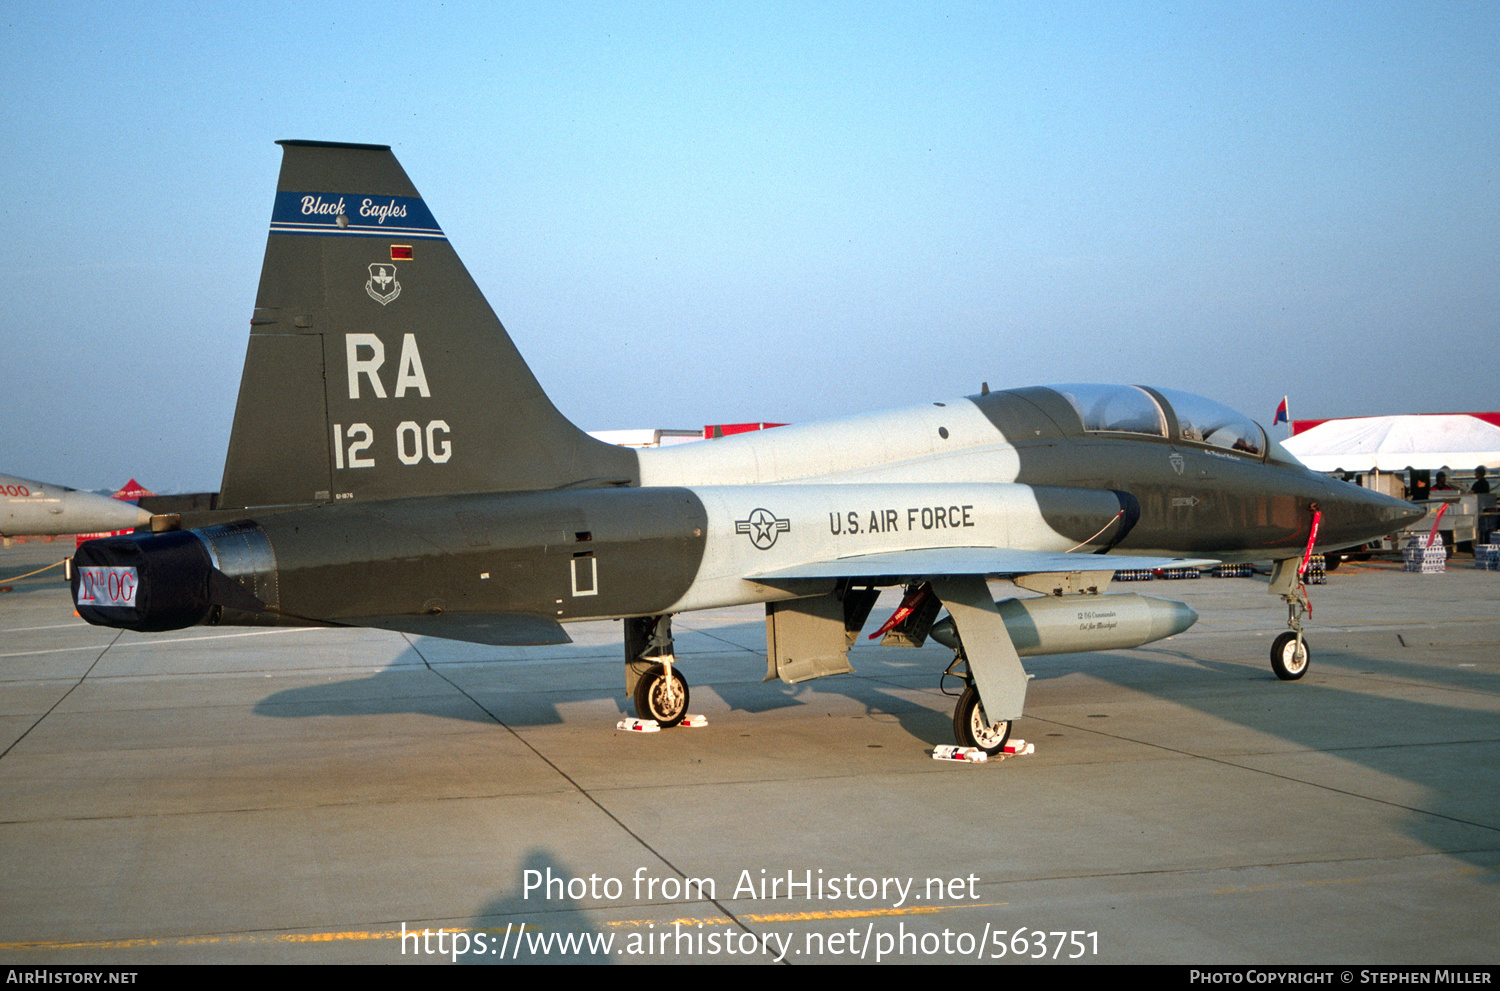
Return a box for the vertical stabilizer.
[219,140,637,510]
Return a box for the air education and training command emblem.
[735,508,790,550]
[366,263,401,305]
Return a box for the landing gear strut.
[1268,557,1313,681]
[943,652,1013,755]
[625,614,690,727]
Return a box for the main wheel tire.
[1323,553,1341,571]
[1270,631,1310,680]
[953,683,1011,755]
[633,663,690,728]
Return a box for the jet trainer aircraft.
[72,141,1421,753]
[2,472,151,537]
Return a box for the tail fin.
[218,140,637,510]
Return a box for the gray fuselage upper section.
[638,386,1414,563]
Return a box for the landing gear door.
[765,592,855,684]
[931,576,1030,722]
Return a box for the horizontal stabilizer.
[748,546,1220,585]
[339,612,572,646]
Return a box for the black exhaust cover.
[72,531,215,632]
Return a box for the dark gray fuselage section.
[258,486,709,625]
[971,387,1406,559]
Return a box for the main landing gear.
[952,682,1012,755]
[943,654,1012,755]
[625,614,690,727]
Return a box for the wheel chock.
[933,741,1036,762]
[616,718,660,732]
[932,745,988,763]
[617,715,708,732]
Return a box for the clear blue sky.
[4,2,1496,492]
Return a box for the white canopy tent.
[1283,415,1500,473]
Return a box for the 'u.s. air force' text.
[830,505,975,536]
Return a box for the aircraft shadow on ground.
[1076,641,1500,881]
[249,608,1500,873]
[248,616,973,746]
[452,850,615,965]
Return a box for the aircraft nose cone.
[1318,478,1425,549]
[1395,499,1426,529]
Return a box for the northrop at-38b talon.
[71,140,1423,753]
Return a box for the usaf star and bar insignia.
[735,508,790,550]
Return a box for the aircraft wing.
[747,546,1220,586]
[337,612,572,646]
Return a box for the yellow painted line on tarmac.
[0,930,406,952]
[607,901,1009,927]
[0,901,1012,952]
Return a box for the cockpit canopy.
[1047,384,1302,466]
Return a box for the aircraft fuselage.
[74,387,1413,639]
[68,141,1424,748]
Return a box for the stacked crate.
[1304,555,1326,585]
[1403,535,1447,573]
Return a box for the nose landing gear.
[1268,509,1319,682]
[1270,629,1310,680]
[634,659,690,728]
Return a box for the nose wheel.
[953,683,1011,755]
[1270,631,1310,680]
